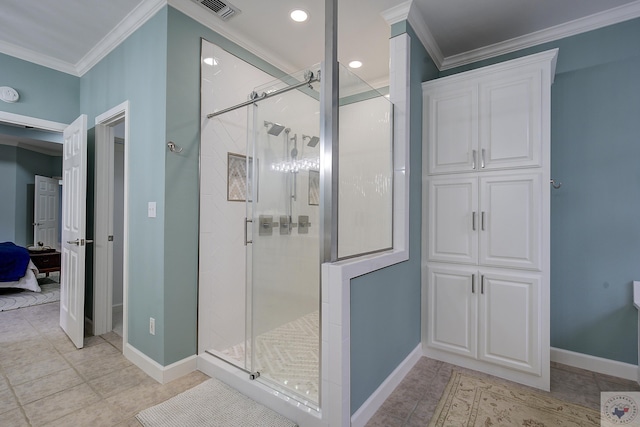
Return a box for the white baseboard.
[123,343,197,384]
[551,347,638,382]
[351,344,422,427]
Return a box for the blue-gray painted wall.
[433,18,640,365]
[350,24,439,413]
[0,144,61,246]
[80,8,169,363]
[0,53,79,124]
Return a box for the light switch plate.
[148,202,156,218]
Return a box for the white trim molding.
[124,343,197,384]
[380,1,411,26]
[76,0,166,76]
[0,1,165,77]
[551,347,638,382]
[0,111,67,132]
[404,0,640,71]
[0,40,77,75]
[351,345,422,427]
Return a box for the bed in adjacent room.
[0,242,41,292]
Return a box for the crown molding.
[405,3,444,69]
[381,1,444,69]
[0,0,166,77]
[168,0,298,76]
[0,40,77,75]
[440,0,640,70]
[75,0,166,76]
[381,1,411,26]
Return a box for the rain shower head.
[303,135,320,147]
[264,121,286,136]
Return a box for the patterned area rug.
[429,371,601,426]
[0,279,60,312]
[221,311,319,403]
[136,378,297,427]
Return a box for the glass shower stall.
[198,39,393,413]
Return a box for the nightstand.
[29,250,61,276]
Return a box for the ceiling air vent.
[193,0,241,21]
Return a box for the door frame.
[93,101,130,345]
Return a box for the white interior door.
[33,175,60,249]
[60,114,88,349]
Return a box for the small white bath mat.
[136,378,297,427]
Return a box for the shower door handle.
[244,218,253,245]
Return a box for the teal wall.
[80,8,169,363]
[0,145,18,243]
[436,18,640,364]
[0,53,79,124]
[77,5,290,365]
[350,24,439,413]
[0,145,61,246]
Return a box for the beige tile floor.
[0,301,209,426]
[365,356,640,426]
[3,299,640,426]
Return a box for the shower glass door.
[248,69,321,408]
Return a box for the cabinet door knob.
[471,274,475,293]
[472,150,477,169]
[481,149,486,168]
[472,211,477,231]
[481,212,486,231]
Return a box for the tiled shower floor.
[219,310,320,405]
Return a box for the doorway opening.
[92,102,129,347]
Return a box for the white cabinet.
[479,69,542,171]
[427,176,477,264]
[425,85,478,174]
[478,270,540,374]
[428,172,541,270]
[421,49,556,391]
[424,63,545,175]
[426,264,540,375]
[426,264,477,358]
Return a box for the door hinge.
[108,235,114,242]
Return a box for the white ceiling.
[2,0,640,83]
[1,0,640,152]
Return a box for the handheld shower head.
[264,121,286,136]
[303,135,320,147]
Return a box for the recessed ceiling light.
[348,60,363,69]
[290,9,308,22]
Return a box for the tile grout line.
[0,362,34,426]
[21,304,110,425]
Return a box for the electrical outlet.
[149,317,155,335]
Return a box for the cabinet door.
[428,177,478,264]
[478,271,540,375]
[426,264,477,358]
[479,173,541,270]
[479,70,542,170]
[425,85,478,174]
